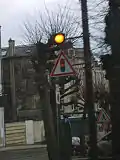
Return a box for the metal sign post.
[56,84,61,160]
[50,50,76,160]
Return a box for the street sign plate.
[56,92,60,104]
[97,108,110,122]
[50,51,76,77]
[56,84,60,104]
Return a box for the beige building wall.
[63,48,109,114]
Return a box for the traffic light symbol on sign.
[60,58,65,72]
[50,51,76,77]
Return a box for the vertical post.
[56,84,60,160]
[0,26,1,55]
[110,48,120,159]
[104,1,120,158]
[9,39,16,121]
[80,0,98,159]
[50,83,57,136]
[0,26,2,96]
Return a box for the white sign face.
[56,84,60,104]
[56,92,60,104]
[50,51,76,77]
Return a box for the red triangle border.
[50,51,76,77]
[97,109,110,122]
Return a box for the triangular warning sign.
[50,51,76,77]
[97,108,110,122]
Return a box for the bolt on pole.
[80,0,98,159]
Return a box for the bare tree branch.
[23,4,81,44]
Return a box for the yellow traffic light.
[54,33,65,44]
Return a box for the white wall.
[33,121,45,143]
[25,120,34,145]
[5,120,45,146]
[25,120,45,145]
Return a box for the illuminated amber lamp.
[54,33,65,44]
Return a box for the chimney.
[8,38,15,56]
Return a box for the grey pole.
[80,0,98,159]
[56,84,60,160]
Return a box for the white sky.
[1,0,73,47]
[0,0,105,49]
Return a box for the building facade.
[1,40,109,121]
[1,39,41,122]
[62,48,109,115]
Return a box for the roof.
[1,44,36,57]
[1,44,84,59]
[14,44,36,56]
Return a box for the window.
[72,104,74,111]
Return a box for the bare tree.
[85,0,109,56]
[23,4,81,44]
[22,2,110,160]
[23,0,109,53]
[22,4,83,160]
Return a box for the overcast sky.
[0,0,75,47]
[0,0,105,48]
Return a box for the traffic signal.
[48,33,65,46]
[60,58,65,72]
[48,33,73,52]
[54,33,65,44]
